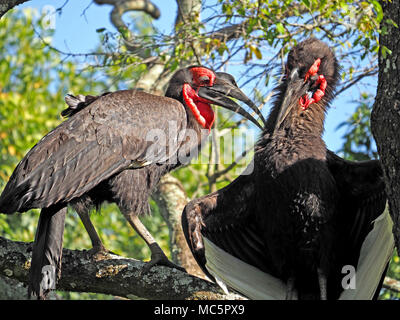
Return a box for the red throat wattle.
[299,58,327,110]
[183,83,215,131]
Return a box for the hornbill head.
[165,66,264,130]
[274,38,340,132]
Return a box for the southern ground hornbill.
[0,65,264,298]
[182,39,394,300]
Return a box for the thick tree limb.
[0,0,30,18]
[3,235,398,299]
[0,274,27,299]
[175,0,201,26]
[94,0,160,18]
[0,236,244,299]
[208,22,247,43]
[93,0,160,53]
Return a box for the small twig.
[207,147,252,185]
[336,67,378,96]
[56,0,69,14]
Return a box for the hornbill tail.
[28,205,66,299]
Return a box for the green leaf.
[276,22,285,34]
[370,0,383,22]
[340,1,349,12]
[386,18,399,28]
[319,0,327,10]
[381,45,392,59]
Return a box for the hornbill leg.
[77,211,111,258]
[285,277,298,300]
[317,268,328,300]
[124,214,186,274]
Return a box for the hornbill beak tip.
[197,80,265,130]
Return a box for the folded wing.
[0,90,187,213]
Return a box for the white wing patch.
[203,209,394,300]
[340,208,394,300]
[204,237,286,300]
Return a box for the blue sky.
[18,0,374,153]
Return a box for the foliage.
[0,9,170,299]
[336,93,377,161]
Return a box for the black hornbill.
[0,65,265,298]
[182,39,394,300]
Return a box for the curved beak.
[274,68,309,133]
[197,76,265,130]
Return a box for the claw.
[141,244,186,275]
[85,245,116,261]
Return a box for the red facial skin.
[304,58,321,82]
[183,68,216,131]
[190,67,216,87]
[299,58,327,110]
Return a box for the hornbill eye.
[189,67,216,87]
[198,76,211,86]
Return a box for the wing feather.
[326,150,388,263]
[0,90,187,213]
[326,150,393,298]
[182,170,276,281]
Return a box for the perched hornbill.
[0,66,264,298]
[182,39,394,300]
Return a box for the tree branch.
[0,236,244,300]
[383,276,400,294]
[205,3,308,44]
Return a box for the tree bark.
[0,236,244,299]
[0,0,29,18]
[175,0,201,26]
[371,1,400,251]
[0,274,28,299]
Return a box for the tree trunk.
[151,0,205,277]
[153,175,206,279]
[371,1,400,251]
[0,0,29,18]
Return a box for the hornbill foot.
[85,245,116,261]
[141,243,186,275]
[285,277,298,300]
